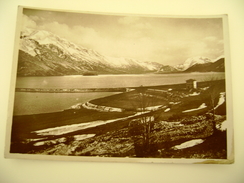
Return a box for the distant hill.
[175,56,212,71]
[184,58,225,72]
[157,65,178,73]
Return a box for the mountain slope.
[17,28,225,76]
[18,28,164,76]
[175,56,212,71]
[157,65,178,73]
[184,58,225,72]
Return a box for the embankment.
[15,87,127,93]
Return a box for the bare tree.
[203,76,226,134]
[128,86,158,156]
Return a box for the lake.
[13,92,120,115]
[13,72,225,115]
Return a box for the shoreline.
[15,87,127,93]
[16,71,225,77]
[10,79,227,156]
[15,79,224,93]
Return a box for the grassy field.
[10,79,227,158]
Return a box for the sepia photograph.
[5,6,233,163]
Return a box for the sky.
[21,8,225,65]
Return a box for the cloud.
[21,14,224,65]
[29,15,45,22]
[38,21,115,57]
[202,36,224,59]
[33,16,155,60]
[118,16,140,25]
[23,15,101,51]
[204,36,218,42]
[22,15,110,60]
[21,15,37,30]
[134,22,152,30]
[118,16,152,31]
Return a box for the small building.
[186,79,197,89]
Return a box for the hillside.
[175,56,212,71]
[11,80,227,158]
[184,58,225,72]
[17,28,225,76]
[18,29,165,76]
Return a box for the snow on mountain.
[104,56,135,68]
[175,56,212,71]
[213,55,225,62]
[18,28,224,76]
[20,28,100,61]
[18,28,163,75]
[102,55,162,72]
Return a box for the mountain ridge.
[183,58,225,72]
[17,28,225,76]
[174,56,212,71]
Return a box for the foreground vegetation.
[10,80,227,159]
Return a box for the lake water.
[14,72,225,115]
[13,92,120,115]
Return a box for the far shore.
[15,87,126,93]
[15,80,220,93]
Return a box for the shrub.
[65,136,75,145]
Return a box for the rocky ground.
[11,80,228,159]
[28,114,227,159]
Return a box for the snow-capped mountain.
[213,55,224,63]
[17,28,224,76]
[183,57,225,72]
[174,56,212,71]
[18,28,164,76]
